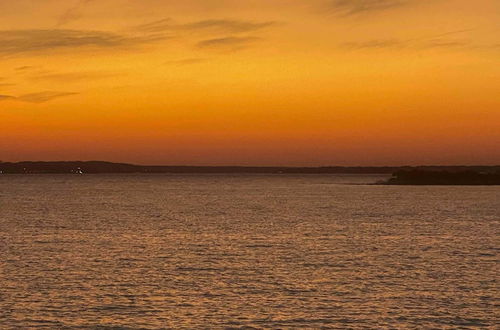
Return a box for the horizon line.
[1,160,499,168]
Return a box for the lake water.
[0,174,498,328]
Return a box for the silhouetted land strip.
[383,170,500,185]
[0,161,499,175]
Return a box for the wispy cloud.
[15,65,39,71]
[57,0,94,26]
[326,0,412,16]
[0,29,168,56]
[0,91,78,103]
[136,18,276,34]
[136,18,275,52]
[0,94,16,101]
[19,91,78,103]
[342,39,404,49]
[29,71,121,83]
[342,38,471,50]
[341,30,477,51]
[422,39,469,49]
[196,36,260,51]
[0,29,125,55]
[0,18,274,57]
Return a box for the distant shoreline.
[1,161,499,175]
[380,170,500,186]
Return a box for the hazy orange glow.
[1,0,499,165]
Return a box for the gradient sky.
[1,0,499,165]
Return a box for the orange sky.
[1,0,499,165]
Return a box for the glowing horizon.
[1,0,499,166]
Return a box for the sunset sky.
[1,0,499,165]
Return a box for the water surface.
[1,174,498,328]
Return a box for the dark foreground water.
[0,174,498,328]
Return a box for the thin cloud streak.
[0,91,78,103]
[15,65,39,71]
[341,29,480,51]
[326,0,413,16]
[135,18,276,34]
[0,94,16,101]
[29,71,121,83]
[342,39,404,49]
[0,29,169,56]
[341,38,470,50]
[0,29,124,55]
[196,36,260,51]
